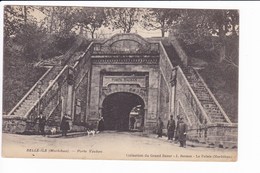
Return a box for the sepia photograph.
[1,4,239,161]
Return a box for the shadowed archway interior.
[102,92,145,131]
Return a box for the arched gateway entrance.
[88,34,161,133]
[102,92,145,131]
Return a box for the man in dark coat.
[130,116,136,130]
[178,117,188,147]
[60,115,70,136]
[38,114,46,136]
[167,115,175,141]
[175,115,181,143]
[157,117,164,138]
[98,117,105,132]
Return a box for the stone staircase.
[7,37,85,119]
[181,66,231,124]
[7,66,63,117]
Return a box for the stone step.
[16,106,32,112]
[197,94,210,98]
[198,98,214,103]
[28,95,39,100]
[182,67,229,124]
[20,103,34,108]
[196,94,211,99]
[205,107,221,112]
[197,98,211,102]
[30,91,40,96]
[210,114,225,118]
[15,108,29,113]
[185,73,196,77]
[211,118,226,122]
[8,65,64,118]
[15,107,29,112]
[201,102,217,107]
[211,118,225,122]
[206,108,222,113]
[192,84,207,88]
[24,99,36,104]
[192,87,207,91]
[208,114,223,119]
[192,85,206,89]
[196,92,210,96]
[14,111,27,116]
[185,75,194,78]
[207,110,222,115]
[22,102,35,107]
[187,79,199,83]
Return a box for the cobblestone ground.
[2,131,237,161]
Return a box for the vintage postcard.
[2,5,238,161]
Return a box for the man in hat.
[60,115,71,136]
[157,117,164,138]
[98,116,105,132]
[178,117,188,147]
[175,115,181,142]
[167,115,175,141]
[37,113,46,136]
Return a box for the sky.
[25,5,165,38]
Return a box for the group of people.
[37,112,187,147]
[36,113,105,137]
[157,115,188,148]
[36,113,71,137]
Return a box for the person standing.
[157,117,164,138]
[38,114,46,136]
[175,115,181,143]
[60,115,70,136]
[130,116,136,130]
[178,117,188,147]
[167,115,175,141]
[98,116,105,132]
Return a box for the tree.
[35,6,77,36]
[4,5,28,40]
[171,9,239,66]
[105,8,139,33]
[141,8,180,37]
[75,7,106,39]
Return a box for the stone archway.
[101,92,145,131]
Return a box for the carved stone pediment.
[93,33,159,54]
[110,40,144,53]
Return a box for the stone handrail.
[158,41,174,91]
[24,65,69,121]
[61,37,84,66]
[73,42,93,69]
[158,42,174,69]
[7,66,54,116]
[24,41,93,122]
[73,43,93,89]
[192,68,232,124]
[178,66,212,124]
[157,41,212,125]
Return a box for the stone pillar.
[66,86,73,115]
[61,96,65,118]
[89,66,101,119]
[170,68,177,118]
[171,86,175,115]
[66,68,74,118]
